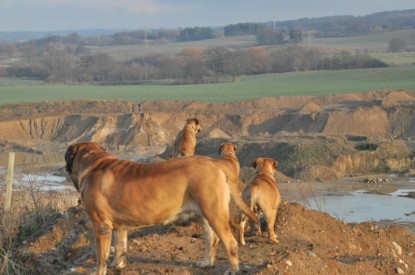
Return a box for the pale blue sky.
[0,0,413,32]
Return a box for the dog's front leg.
[93,222,113,275]
[110,228,128,269]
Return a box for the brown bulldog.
[65,142,258,275]
[170,118,201,158]
[239,158,281,245]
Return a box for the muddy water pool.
[302,177,415,227]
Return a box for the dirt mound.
[2,91,415,149]
[1,90,415,176]
[382,91,415,108]
[297,165,340,181]
[18,200,415,274]
[205,128,231,139]
[298,101,322,114]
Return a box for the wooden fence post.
[4,152,15,212]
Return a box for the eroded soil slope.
[1,90,415,146]
[1,90,415,179]
[1,90,415,274]
[19,200,415,275]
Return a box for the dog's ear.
[252,158,257,168]
[219,143,225,155]
[233,144,238,152]
[95,143,106,152]
[99,143,105,151]
[273,160,278,170]
[65,145,75,173]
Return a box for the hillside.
[1,90,415,275]
[276,9,415,37]
[1,90,415,179]
[17,200,415,275]
[1,9,414,43]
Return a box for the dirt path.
[19,184,415,275]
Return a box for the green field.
[370,52,415,65]
[1,66,414,105]
[309,29,415,52]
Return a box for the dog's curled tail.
[228,180,259,224]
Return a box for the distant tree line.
[2,9,412,84]
[179,27,216,41]
[1,9,413,55]
[274,10,415,37]
[0,25,300,55]
[0,45,387,84]
[224,23,267,36]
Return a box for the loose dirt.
[19,192,415,275]
[1,90,415,274]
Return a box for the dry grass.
[0,180,78,274]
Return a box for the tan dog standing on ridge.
[170,118,201,158]
[65,142,258,275]
[239,158,281,245]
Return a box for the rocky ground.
[1,90,415,274]
[13,172,415,275]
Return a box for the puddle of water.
[0,171,73,192]
[19,181,74,191]
[19,173,72,191]
[0,151,160,192]
[22,173,66,183]
[304,189,415,223]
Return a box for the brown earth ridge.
[1,90,414,180]
[1,90,415,275]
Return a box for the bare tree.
[177,48,207,84]
[93,53,114,82]
[41,51,75,83]
[388,38,406,53]
[247,47,267,74]
[224,49,248,82]
[205,46,230,82]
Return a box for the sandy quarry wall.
[0,90,414,148]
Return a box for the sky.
[0,0,414,32]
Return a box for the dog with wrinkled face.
[65,142,258,275]
[239,158,281,245]
[170,118,201,158]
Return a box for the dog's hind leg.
[251,203,262,237]
[239,213,248,246]
[110,228,128,269]
[196,216,220,268]
[204,213,239,275]
[260,203,279,244]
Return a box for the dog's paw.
[270,238,280,244]
[109,255,127,270]
[223,267,238,275]
[254,230,262,236]
[196,259,214,268]
[90,265,107,275]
